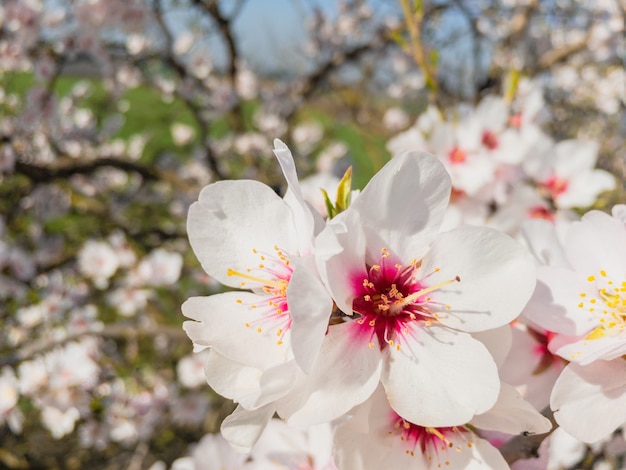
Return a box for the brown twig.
[15,157,160,183]
[534,33,593,72]
[192,0,246,131]
[501,0,539,49]
[284,26,391,123]
[150,0,227,180]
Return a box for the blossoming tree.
[0,0,623,468]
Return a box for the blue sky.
[213,0,399,73]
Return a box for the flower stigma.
[389,411,473,463]
[352,248,460,350]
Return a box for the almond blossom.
[314,150,536,427]
[182,140,332,419]
[77,239,120,288]
[523,140,616,209]
[334,384,550,470]
[524,208,626,442]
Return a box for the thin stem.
[399,0,437,94]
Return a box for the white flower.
[171,433,250,470]
[292,121,323,155]
[18,357,48,396]
[550,359,626,443]
[16,303,46,328]
[107,286,151,317]
[382,107,410,131]
[524,140,615,209]
[334,387,510,470]
[171,123,195,146]
[0,367,19,417]
[251,419,337,470]
[45,341,100,391]
[235,64,258,100]
[183,141,332,429]
[41,405,81,439]
[522,208,626,442]
[78,240,120,288]
[136,248,183,286]
[526,209,626,364]
[312,151,536,427]
[176,351,209,389]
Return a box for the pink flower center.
[481,130,499,150]
[544,175,568,198]
[509,113,523,128]
[448,146,467,165]
[527,205,555,222]
[228,246,293,345]
[351,248,459,350]
[389,412,473,460]
[528,327,563,375]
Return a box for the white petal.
[472,382,552,435]
[525,268,596,336]
[203,350,295,410]
[472,325,513,370]
[187,180,298,287]
[554,140,598,176]
[465,436,510,470]
[334,386,509,470]
[350,151,450,262]
[420,226,536,332]
[276,321,382,426]
[551,360,626,443]
[220,403,275,453]
[382,324,500,426]
[565,210,626,277]
[556,334,626,365]
[182,294,291,369]
[499,325,563,410]
[286,257,333,373]
[273,139,319,251]
[558,169,615,209]
[315,210,368,315]
[520,218,568,268]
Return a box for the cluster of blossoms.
[387,79,616,238]
[0,229,209,444]
[0,0,623,466]
[183,138,587,469]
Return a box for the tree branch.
[150,0,227,180]
[534,33,592,73]
[193,0,240,82]
[284,26,391,122]
[15,157,160,183]
[192,0,246,132]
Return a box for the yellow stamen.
[227,268,287,292]
[426,427,448,443]
[390,276,460,313]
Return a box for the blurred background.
[0,0,623,468]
